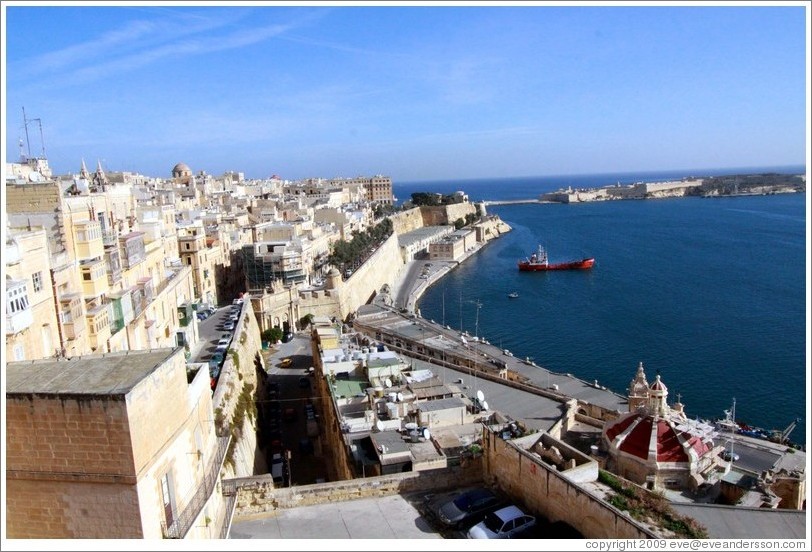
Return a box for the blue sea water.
[396,167,808,446]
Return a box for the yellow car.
[280,358,293,368]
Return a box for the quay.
[481,198,541,206]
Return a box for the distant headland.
[484,172,806,206]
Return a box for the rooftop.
[6,348,182,397]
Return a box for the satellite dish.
[476,390,485,403]
[396,392,404,402]
[384,378,392,388]
[481,401,489,411]
[375,420,384,432]
[422,428,431,440]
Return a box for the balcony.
[5,239,22,266]
[74,220,104,260]
[7,308,34,335]
[102,229,118,247]
[6,280,32,335]
[161,435,231,539]
[59,295,85,340]
[80,258,109,298]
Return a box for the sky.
[2,2,809,182]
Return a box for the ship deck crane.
[770,417,800,444]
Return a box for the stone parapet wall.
[213,295,265,478]
[483,430,655,539]
[231,461,483,517]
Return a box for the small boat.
[507,292,519,298]
[518,245,594,271]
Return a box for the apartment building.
[5,228,62,361]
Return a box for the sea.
[395,166,808,447]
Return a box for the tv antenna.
[21,107,47,161]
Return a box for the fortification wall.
[389,207,424,234]
[231,461,483,517]
[337,232,404,319]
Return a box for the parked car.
[280,357,293,368]
[467,505,536,539]
[281,332,294,343]
[223,321,235,331]
[283,407,298,423]
[298,437,314,455]
[216,338,230,351]
[271,453,285,485]
[432,488,503,529]
[196,311,209,321]
[722,450,740,462]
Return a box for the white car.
[216,338,230,351]
[467,505,536,539]
[223,321,235,331]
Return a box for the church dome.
[650,374,668,393]
[172,162,192,177]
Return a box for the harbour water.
[396,168,808,446]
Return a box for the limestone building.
[5,348,233,538]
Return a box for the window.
[160,472,177,527]
[14,344,25,361]
[32,271,43,292]
[83,272,91,281]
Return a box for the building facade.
[5,348,233,538]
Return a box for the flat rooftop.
[671,503,806,539]
[6,348,181,397]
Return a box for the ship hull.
[518,258,595,271]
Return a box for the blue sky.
[3,3,808,182]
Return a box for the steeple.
[79,158,89,179]
[628,361,650,412]
[92,160,109,192]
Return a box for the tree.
[264,327,283,343]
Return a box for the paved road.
[230,494,442,539]
[261,333,329,485]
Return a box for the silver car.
[467,505,536,539]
